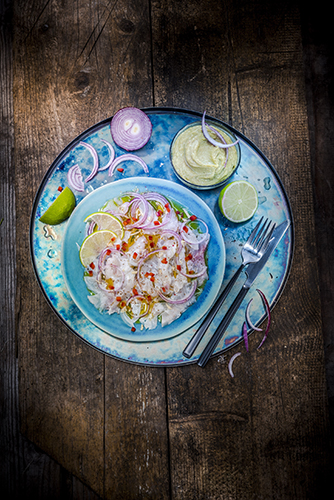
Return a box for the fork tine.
[254,218,271,247]
[247,216,264,244]
[257,221,276,253]
[253,217,270,247]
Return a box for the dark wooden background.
[1,0,333,498]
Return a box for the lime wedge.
[39,187,76,225]
[84,211,124,239]
[79,229,117,267]
[219,180,258,223]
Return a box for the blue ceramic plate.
[30,108,293,365]
[61,177,225,342]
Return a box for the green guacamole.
[171,124,239,187]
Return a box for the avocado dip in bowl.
[170,119,241,190]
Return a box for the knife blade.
[244,218,290,286]
[197,219,290,367]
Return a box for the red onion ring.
[98,247,126,273]
[140,192,172,230]
[180,218,209,246]
[177,263,207,279]
[242,322,249,352]
[136,249,163,286]
[207,123,229,169]
[256,289,271,349]
[118,192,150,229]
[158,229,183,253]
[157,279,197,304]
[67,164,84,192]
[126,295,149,320]
[201,111,239,149]
[79,141,99,182]
[87,220,96,235]
[97,266,124,292]
[99,139,115,171]
[228,352,241,378]
[111,107,152,151]
[245,298,263,332]
[108,154,149,176]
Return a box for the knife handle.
[197,285,249,368]
[183,264,245,358]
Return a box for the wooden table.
[1,0,333,498]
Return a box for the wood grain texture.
[13,0,168,497]
[1,1,101,498]
[300,1,334,431]
[3,0,332,498]
[151,0,331,498]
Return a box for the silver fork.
[182,217,275,358]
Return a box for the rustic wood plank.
[0,0,19,494]
[104,364,170,499]
[1,1,102,498]
[300,0,334,431]
[13,0,168,497]
[151,0,331,498]
[6,0,333,497]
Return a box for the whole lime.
[39,187,76,225]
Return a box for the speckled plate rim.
[29,107,294,366]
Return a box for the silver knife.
[197,219,290,367]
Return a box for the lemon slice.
[84,211,124,239]
[219,180,258,223]
[39,187,76,225]
[79,229,117,267]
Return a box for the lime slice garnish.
[79,229,117,267]
[84,211,124,239]
[219,180,258,223]
[39,187,76,225]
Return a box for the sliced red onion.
[87,220,96,235]
[136,249,163,285]
[97,266,124,292]
[79,141,99,182]
[126,295,149,319]
[111,107,152,151]
[158,229,183,253]
[177,247,207,278]
[157,279,197,304]
[67,164,84,192]
[256,289,271,349]
[245,298,263,332]
[180,218,209,246]
[140,192,172,230]
[117,192,150,229]
[108,154,149,176]
[178,267,207,279]
[201,111,239,149]
[98,247,125,273]
[143,192,169,206]
[228,352,241,378]
[99,139,115,171]
[242,322,249,352]
[207,123,229,169]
